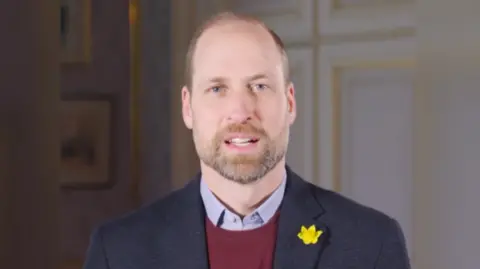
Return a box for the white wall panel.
[336,0,409,7]
[317,37,415,190]
[339,68,414,257]
[318,0,415,36]
[285,48,315,182]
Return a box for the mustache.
[216,123,266,139]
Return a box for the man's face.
[182,21,296,184]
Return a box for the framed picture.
[60,0,92,63]
[60,93,115,189]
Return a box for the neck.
[201,161,286,217]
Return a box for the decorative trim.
[286,47,315,182]
[332,0,412,9]
[129,0,141,206]
[317,37,416,191]
[318,0,415,36]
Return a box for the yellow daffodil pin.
[297,225,323,245]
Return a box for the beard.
[193,122,288,185]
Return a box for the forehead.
[192,21,283,82]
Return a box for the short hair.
[184,11,290,90]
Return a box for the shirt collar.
[200,170,287,226]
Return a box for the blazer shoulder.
[307,182,397,229]
[94,185,192,239]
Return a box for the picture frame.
[60,93,116,189]
[60,0,92,63]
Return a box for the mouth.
[224,137,260,147]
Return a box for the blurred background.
[1,0,479,268]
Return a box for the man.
[83,12,410,269]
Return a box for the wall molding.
[317,36,416,190]
[226,0,315,43]
[318,0,415,36]
[285,47,315,182]
[170,0,201,190]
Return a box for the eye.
[209,85,225,93]
[252,83,268,91]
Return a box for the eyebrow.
[208,77,227,84]
[207,73,269,84]
[247,73,269,81]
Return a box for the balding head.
[184,12,290,90]
[180,12,297,185]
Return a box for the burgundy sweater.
[205,212,280,269]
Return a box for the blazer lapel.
[273,168,329,269]
[155,176,210,269]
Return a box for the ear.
[286,82,297,125]
[181,86,193,129]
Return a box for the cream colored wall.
[414,0,480,268]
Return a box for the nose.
[226,91,255,123]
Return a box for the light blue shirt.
[200,173,286,231]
